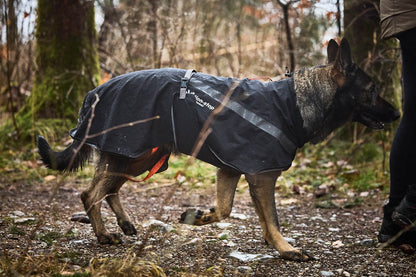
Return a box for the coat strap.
[179,69,196,99]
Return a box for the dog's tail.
[37,136,91,172]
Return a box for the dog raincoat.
[70,68,307,174]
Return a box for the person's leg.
[388,27,416,206]
[379,27,416,246]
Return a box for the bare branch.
[190,81,240,161]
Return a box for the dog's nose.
[393,109,401,121]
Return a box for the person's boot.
[378,202,416,247]
[392,184,416,228]
[392,196,416,228]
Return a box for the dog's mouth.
[354,112,385,129]
[354,106,400,130]
[353,95,401,129]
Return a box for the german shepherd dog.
[38,39,399,261]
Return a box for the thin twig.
[353,220,416,277]
[189,81,240,162]
[136,81,240,256]
[68,92,101,171]
[88,116,160,139]
[86,193,118,214]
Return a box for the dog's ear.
[331,38,354,86]
[327,39,338,63]
[338,38,353,70]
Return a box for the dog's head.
[328,38,400,129]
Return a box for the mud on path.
[1,177,415,276]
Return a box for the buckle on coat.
[179,69,196,99]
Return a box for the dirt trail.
[1,179,415,276]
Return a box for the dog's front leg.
[245,172,312,261]
[181,168,241,225]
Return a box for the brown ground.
[1,176,416,276]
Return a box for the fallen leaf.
[44,175,56,181]
[332,240,344,248]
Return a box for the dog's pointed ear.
[338,38,353,70]
[331,38,354,86]
[327,39,338,63]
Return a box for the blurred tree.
[1,0,35,139]
[26,0,100,121]
[96,0,332,77]
[295,9,328,68]
[2,0,19,132]
[276,0,296,72]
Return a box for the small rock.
[9,211,25,218]
[311,215,326,222]
[230,213,247,220]
[183,238,201,245]
[320,270,335,276]
[360,239,375,247]
[280,198,298,205]
[226,240,236,247]
[237,266,251,273]
[70,213,90,224]
[229,250,274,262]
[336,269,351,277]
[315,188,328,198]
[316,239,326,245]
[14,217,35,224]
[331,240,344,248]
[284,237,296,244]
[70,239,89,244]
[142,219,173,232]
[214,222,232,229]
[328,227,340,232]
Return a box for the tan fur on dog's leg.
[81,173,122,244]
[81,154,134,244]
[245,172,312,261]
[215,168,241,219]
[181,168,241,225]
[105,180,137,236]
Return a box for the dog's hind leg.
[81,153,133,244]
[181,167,241,225]
[245,172,312,262]
[105,180,137,236]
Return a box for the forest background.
[0,0,402,190]
[0,0,408,276]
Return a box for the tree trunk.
[29,0,100,120]
[277,0,295,72]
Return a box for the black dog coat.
[70,68,307,174]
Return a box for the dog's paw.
[280,250,314,262]
[180,209,198,225]
[180,208,216,225]
[118,219,137,236]
[97,233,123,244]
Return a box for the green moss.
[40,231,63,245]
[24,0,100,123]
